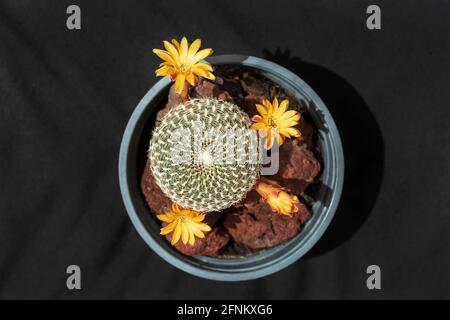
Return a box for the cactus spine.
[149,98,261,212]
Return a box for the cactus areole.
[149,98,261,212]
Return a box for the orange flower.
[153,37,215,94]
[255,180,299,216]
[157,203,211,245]
[251,98,301,149]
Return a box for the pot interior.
[120,56,343,281]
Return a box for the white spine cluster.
[149,98,261,212]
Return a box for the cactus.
[149,98,261,212]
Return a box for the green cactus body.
[149,98,261,212]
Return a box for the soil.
[139,65,322,257]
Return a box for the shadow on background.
[263,48,384,257]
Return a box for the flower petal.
[179,36,189,63]
[153,49,176,65]
[283,114,301,123]
[262,99,273,115]
[190,224,205,238]
[188,228,196,245]
[193,62,213,72]
[279,120,300,128]
[181,224,189,244]
[196,223,212,232]
[156,213,173,223]
[186,72,196,86]
[171,39,180,50]
[279,127,301,137]
[174,73,186,94]
[160,221,177,235]
[264,129,275,150]
[251,115,264,122]
[279,129,291,139]
[273,99,289,118]
[191,48,214,64]
[188,38,202,60]
[276,132,285,146]
[191,214,205,223]
[277,110,300,122]
[203,72,215,80]
[251,123,267,131]
[255,104,268,116]
[172,203,180,212]
[163,41,181,66]
[191,66,209,78]
[155,66,176,77]
[171,224,181,245]
[273,98,279,111]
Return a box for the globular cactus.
[149,98,261,212]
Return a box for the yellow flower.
[251,98,301,149]
[153,37,215,94]
[255,180,299,216]
[157,203,212,246]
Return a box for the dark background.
[0,0,449,299]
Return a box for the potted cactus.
[119,37,344,281]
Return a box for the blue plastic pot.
[119,55,344,281]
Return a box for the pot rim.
[119,54,344,281]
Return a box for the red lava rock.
[217,90,234,102]
[156,84,183,126]
[204,211,222,227]
[240,72,270,97]
[271,139,321,194]
[140,159,172,214]
[223,190,311,249]
[217,76,243,99]
[168,227,230,256]
[237,72,271,117]
[194,77,235,103]
[195,77,217,98]
[298,118,315,148]
[298,203,312,225]
[241,94,265,116]
[223,211,268,246]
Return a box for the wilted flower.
[255,180,299,216]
